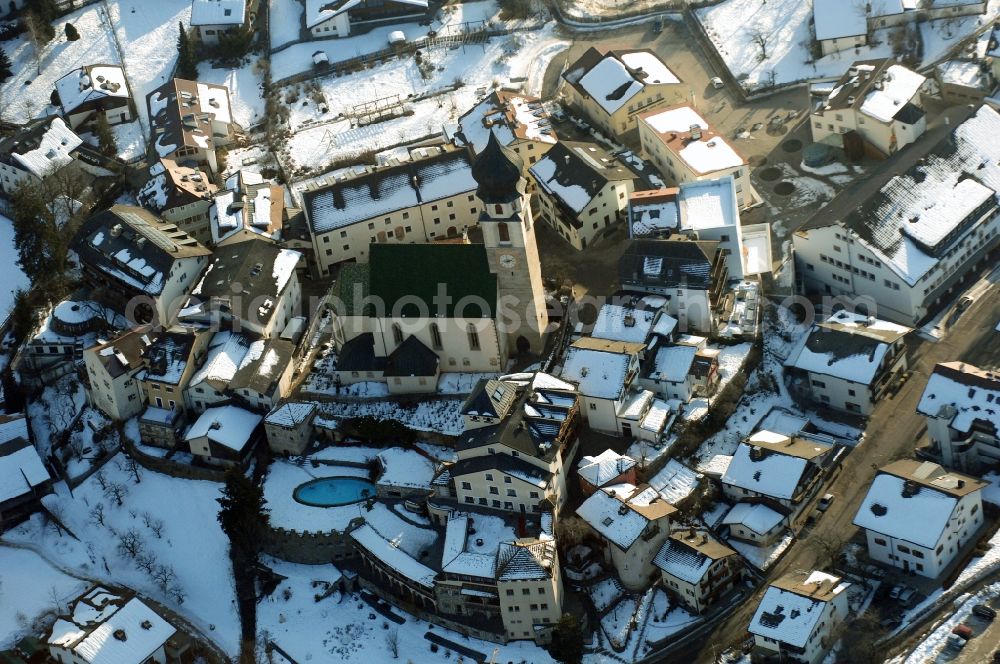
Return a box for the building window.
[430,323,443,350]
[392,324,403,345]
[485,473,494,481]
[467,324,480,351]
[506,489,516,497]
[489,486,499,495]
[874,537,887,546]
[498,223,510,243]
[461,482,471,490]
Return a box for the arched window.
[392,323,403,345]
[430,323,443,350]
[494,203,503,215]
[498,223,510,243]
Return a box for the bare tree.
[94,471,109,491]
[88,503,106,527]
[116,528,145,559]
[48,586,62,614]
[386,630,399,659]
[119,455,142,484]
[136,551,158,574]
[152,564,177,593]
[22,14,47,76]
[750,29,769,61]
[104,481,128,507]
[39,165,90,225]
[554,515,591,551]
[142,512,164,538]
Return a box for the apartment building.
[918,362,1000,472]
[83,327,154,421]
[137,158,218,245]
[146,78,240,174]
[654,527,742,614]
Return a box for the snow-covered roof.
[722,433,831,500]
[457,91,556,153]
[785,310,910,384]
[191,0,246,26]
[529,140,633,215]
[440,513,518,579]
[917,362,1000,434]
[647,459,701,505]
[560,346,633,400]
[265,402,317,428]
[654,530,734,584]
[376,447,436,490]
[350,523,437,588]
[188,331,254,389]
[859,65,926,123]
[577,485,675,551]
[591,304,659,344]
[678,177,738,230]
[807,105,1000,286]
[184,405,262,452]
[10,117,82,178]
[496,537,557,581]
[640,397,671,433]
[617,389,654,421]
[722,501,784,535]
[576,51,677,115]
[578,449,637,488]
[749,572,849,648]
[813,0,867,41]
[937,60,992,89]
[0,434,50,504]
[55,65,130,115]
[641,107,743,175]
[305,0,427,27]
[629,189,679,237]
[49,590,176,664]
[647,344,697,383]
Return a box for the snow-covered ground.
[0,214,31,318]
[106,0,192,135]
[3,456,241,656]
[260,557,556,663]
[728,531,794,570]
[274,24,568,174]
[904,583,1000,663]
[0,5,120,124]
[0,546,88,649]
[268,0,304,50]
[197,59,266,129]
[316,398,466,436]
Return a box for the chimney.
[689,124,702,141]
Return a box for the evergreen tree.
[217,468,269,563]
[64,22,79,41]
[176,22,198,80]
[94,114,117,157]
[24,0,56,42]
[549,613,584,664]
[10,181,65,284]
[0,47,12,84]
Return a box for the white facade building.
[918,362,1000,472]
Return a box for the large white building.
[854,459,985,578]
[559,337,643,434]
[810,59,927,158]
[794,105,1000,325]
[637,106,757,211]
[749,571,850,664]
[918,362,1000,472]
[191,0,256,45]
[785,310,911,416]
[0,117,84,196]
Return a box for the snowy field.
[3,455,241,656]
[0,5,120,124]
[261,558,556,663]
[271,24,568,174]
[269,0,304,50]
[316,398,466,435]
[0,547,87,649]
[197,59,266,128]
[0,214,31,318]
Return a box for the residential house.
[137,329,212,449]
[48,586,189,664]
[561,47,682,137]
[137,158,218,245]
[785,310,911,416]
[639,343,719,402]
[812,0,869,56]
[529,140,636,250]
[936,60,994,105]
[578,449,638,496]
[456,90,558,166]
[810,59,927,158]
[264,402,318,456]
[0,117,84,197]
[794,105,1000,325]
[54,64,134,131]
[721,430,835,519]
[749,571,850,664]
[618,237,729,333]
[577,483,676,590]
[228,336,297,411]
[436,372,580,516]
[918,361,1000,472]
[615,389,674,444]
[183,330,257,413]
[922,0,987,20]
[722,501,786,546]
[191,0,258,45]
[210,170,285,245]
[184,404,263,466]
[654,527,742,614]
[854,459,985,578]
[83,326,154,421]
[637,107,756,211]
[181,238,302,338]
[0,415,52,531]
[72,205,213,325]
[305,0,429,38]
[147,78,241,174]
[560,337,643,434]
[300,146,479,275]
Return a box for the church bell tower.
[472,132,550,355]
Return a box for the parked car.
[889,585,903,600]
[974,604,997,620]
[879,616,902,631]
[897,587,916,605]
[952,623,974,640]
[817,493,835,512]
[948,634,967,649]
[710,76,724,89]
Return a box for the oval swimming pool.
[293,476,376,507]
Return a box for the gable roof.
[721,501,784,535]
[137,158,216,213]
[749,571,849,648]
[529,140,634,217]
[721,432,832,500]
[639,106,745,175]
[229,336,295,395]
[55,65,130,115]
[191,0,247,26]
[654,529,736,584]
[576,484,676,551]
[563,47,679,115]
[917,361,1000,435]
[456,90,557,154]
[619,237,722,290]
[367,243,496,318]
[578,449,637,488]
[146,78,234,157]
[384,335,439,377]
[2,117,83,178]
[561,346,633,400]
[0,436,50,504]
[185,405,262,452]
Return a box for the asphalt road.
[694,270,1000,662]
